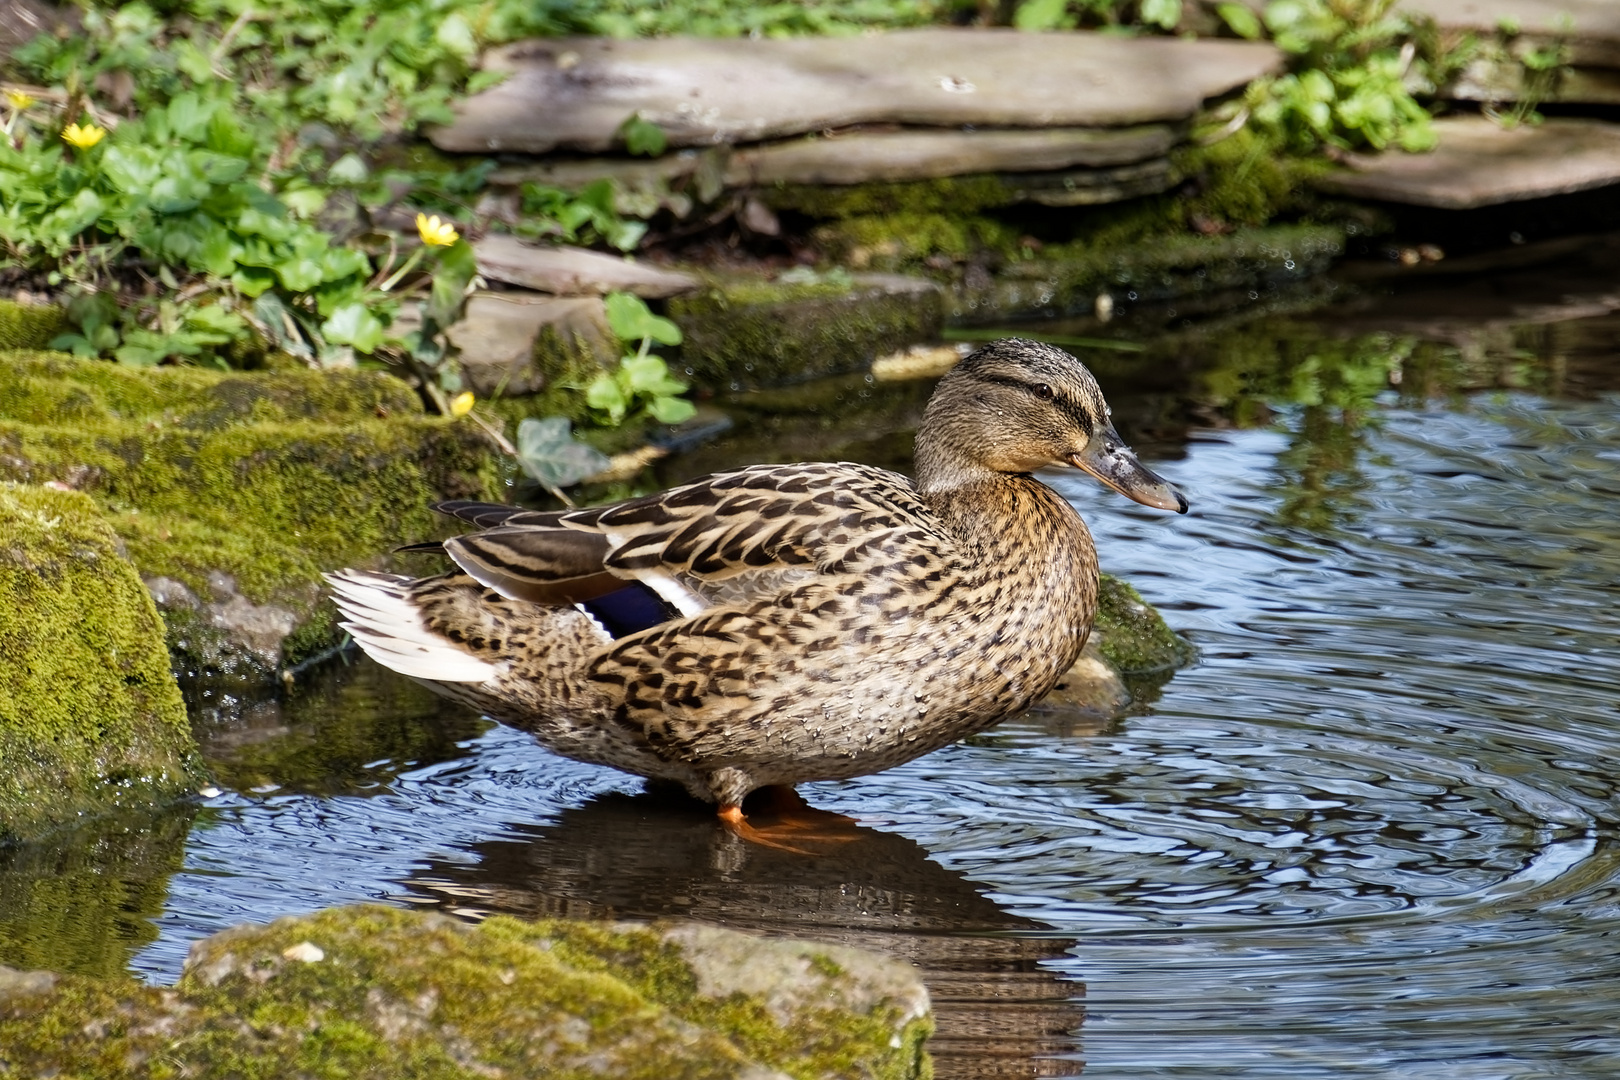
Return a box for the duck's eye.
[1033,383,1055,401]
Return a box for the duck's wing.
[433,462,943,622]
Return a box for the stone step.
[725,124,1178,185]
[472,234,701,297]
[1401,0,1620,69]
[431,28,1279,154]
[1314,115,1620,209]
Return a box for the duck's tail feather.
[325,570,499,683]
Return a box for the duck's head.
[916,338,1189,513]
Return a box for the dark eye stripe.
[975,373,1094,437]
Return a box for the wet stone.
[1314,116,1620,209]
[432,29,1280,154]
[446,292,618,396]
[473,235,701,298]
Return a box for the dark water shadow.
[401,788,1087,1078]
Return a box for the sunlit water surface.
[18,267,1620,1077]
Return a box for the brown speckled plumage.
[328,339,1187,811]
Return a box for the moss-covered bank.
[670,274,944,389]
[0,485,202,843]
[0,350,503,685]
[0,904,933,1080]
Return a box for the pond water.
[6,235,1620,1078]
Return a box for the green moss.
[816,211,1025,267]
[0,300,67,350]
[0,485,202,843]
[1093,573,1190,674]
[0,905,933,1079]
[670,275,944,389]
[0,351,501,683]
[763,174,1022,219]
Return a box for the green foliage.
[1012,0,1180,32]
[546,0,947,38]
[617,112,668,157]
[587,292,695,426]
[519,179,647,252]
[1230,0,1443,153]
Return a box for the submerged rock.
[0,905,932,1079]
[0,485,202,843]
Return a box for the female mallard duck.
[328,339,1187,841]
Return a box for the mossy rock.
[0,905,933,1080]
[669,273,945,390]
[1092,573,1190,674]
[0,351,502,687]
[0,484,203,843]
[0,299,66,351]
[952,224,1346,325]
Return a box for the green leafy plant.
[585,292,696,427]
[1013,0,1181,32]
[1215,0,1462,154]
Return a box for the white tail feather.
[325,570,498,683]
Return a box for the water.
[6,238,1620,1077]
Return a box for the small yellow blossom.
[416,213,459,248]
[449,391,476,417]
[61,121,106,150]
[5,90,36,111]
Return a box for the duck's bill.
[1068,430,1189,513]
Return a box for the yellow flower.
[5,90,36,111]
[449,391,476,418]
[61,121,106,150]
[416,213,459,248]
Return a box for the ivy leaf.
[617,112,668,157]
[1216,2,1264,39]
[585,372,630,425]
[603,291,682,347]
[648,395,696,425]
[1013,0,1070,31]
[1140,0,1181,30]
[515,416,611,489]
[322,301,386,353]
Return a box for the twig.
[211,7,258,67]
[1194,105,1251,147]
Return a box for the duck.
[327,338,1187,844]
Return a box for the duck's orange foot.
[718,790,862,855]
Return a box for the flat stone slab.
[433,29,1279,154]
[1315,116,1620,209]
[446,292,616,395]
[726,124,1176,185]
[473,235,700,297]
[1401,0,1620,68]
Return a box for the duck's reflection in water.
[402,789,1085,1078]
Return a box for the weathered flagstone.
[1314,116,1620,209]
[432,29,1280,154]
[474,235,701,297]
[1401,0,1620,68]
[1444,57,1620,104]
[725,125,1177,186]
[445,292,617,396]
